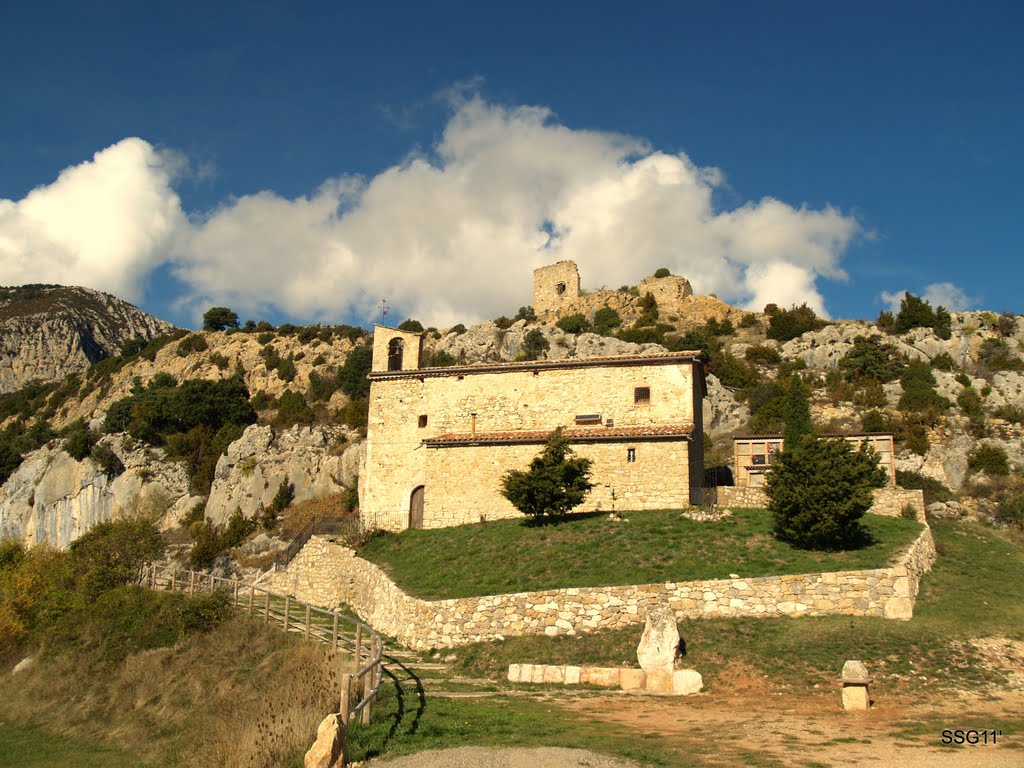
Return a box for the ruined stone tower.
[533,260,581,320]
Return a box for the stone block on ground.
[564,665,581,685]
[672,669,703,695]
[619,668,647,691]
[637,605,681,680]
[842,685,870,711]
[581,666,621,687]
[304,713,344,768]
[507,663,521,682]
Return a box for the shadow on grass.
[519,510,609,527]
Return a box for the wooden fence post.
[264,591,271,623]
[233,580,239,606]
[248,586,254,615]
[305,605,311,638]
[332,614,338,651]
[284,596,290,630]
[170,572,176,592]
[189,571,195,596]
[355,624,363,663]
[339,673,352,725]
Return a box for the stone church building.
[359,264,708,532]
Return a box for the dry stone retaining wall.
[717,486,926,522]
[267,526,936,650]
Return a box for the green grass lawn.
[358,508,923,599]
[0,722,148,768]
[447,518,1024,698]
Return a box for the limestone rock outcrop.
[0,285,175,394]
[636,605,681,693]
[205,424,363,525]
[0,435,198,548]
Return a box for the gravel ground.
[366,746,647,767]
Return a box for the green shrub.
[710,353,755,389]
[202,307,239,332]
[738,313,759,329]
[994,404,1024,423]
[297,326,319,343]
[274,389,315,429]
[89,443,124,477]
[766,303,826,342]
[338,396,369,432]
[61,419,98,460]
[176,334,209,357]
[556,314,591,335]
[653,267,671,278]
[397,319,424,332]
[875,310,896,333]
[68,519,165,602]
[900,504,918,520]
[501,429,593,521]
[256,331,274,345]
[448,323,467,336]
[931,352,956,371]
[635,293,659,326]
[853,379,887,408]
[308,370,339,402]
[261,478,295,530]
[208,352,230,369]
[839,336,904,383]
[522,329,549,361]
[895,470,953,504]
[515,306,536,322]
[745,345,781,365]
[995,493,1024,528]
[978,337,1024,371]
[250,390,276,411]
[277,323,298,335]
[276,355,297,382]
[893,292,951,339]
[704,317,734,337]
[338,343,373,399]
[957,386,984,418]
[898,359,950,417]
[968,444,1010,476]
[591,307,622,335]
[767,438,888,550]
[259,344,282,372]
[902,420,931,455]
[429,350,458,367]
[618,327,665,345]
[493,316,514,330]
[860,409,888,433]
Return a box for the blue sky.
[2,1,1021,329]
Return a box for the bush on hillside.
[176,334,209,357]
[895,470,954,504]
[745,345,781,365]
[397,319,423,332]
[274,389,315,429]
[839,336,904,383]
[521,329,549,361]
[653,267,671,278]
[894,292,952,339]
[766,303,826,342]
[556,313,591,335]
[202,307,239,332]
[968,444,1010,476]
[767,438,888,550]
[338,343,373,399]
[898,359,950,418]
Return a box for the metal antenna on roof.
[379,298,389,326]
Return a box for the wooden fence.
[142,562,384,728]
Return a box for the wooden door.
[409,486,425,529]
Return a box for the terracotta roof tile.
[425,424,695,446]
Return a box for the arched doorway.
[409,485,425,529]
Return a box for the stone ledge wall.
[717,486,926,522]
[267,526,936,650]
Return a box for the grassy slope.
[448,519,1024,695]
[358,508,923,599]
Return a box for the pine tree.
[501,428,593,521]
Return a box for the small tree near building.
[767,438,888,551]
[501,428,594,522]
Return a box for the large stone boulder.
[636,605,680,693]
[304,713,344,768]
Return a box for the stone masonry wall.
[423,439,691,527]
[268,527,936,650]
[717,486,926,522]
[363,360,697,531]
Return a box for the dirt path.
[558,689,1024,767]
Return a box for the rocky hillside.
[0,284,175,393]
[1,273,1022,555]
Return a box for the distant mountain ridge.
[0,284,176,394]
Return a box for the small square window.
[418,415,428,428]
[627,448,636,462]
[634,386,651,404]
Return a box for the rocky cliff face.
[0,284,175,394]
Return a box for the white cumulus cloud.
[2,98,862,326]
[0,138,185,303]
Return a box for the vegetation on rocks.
[501,428,594,521]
